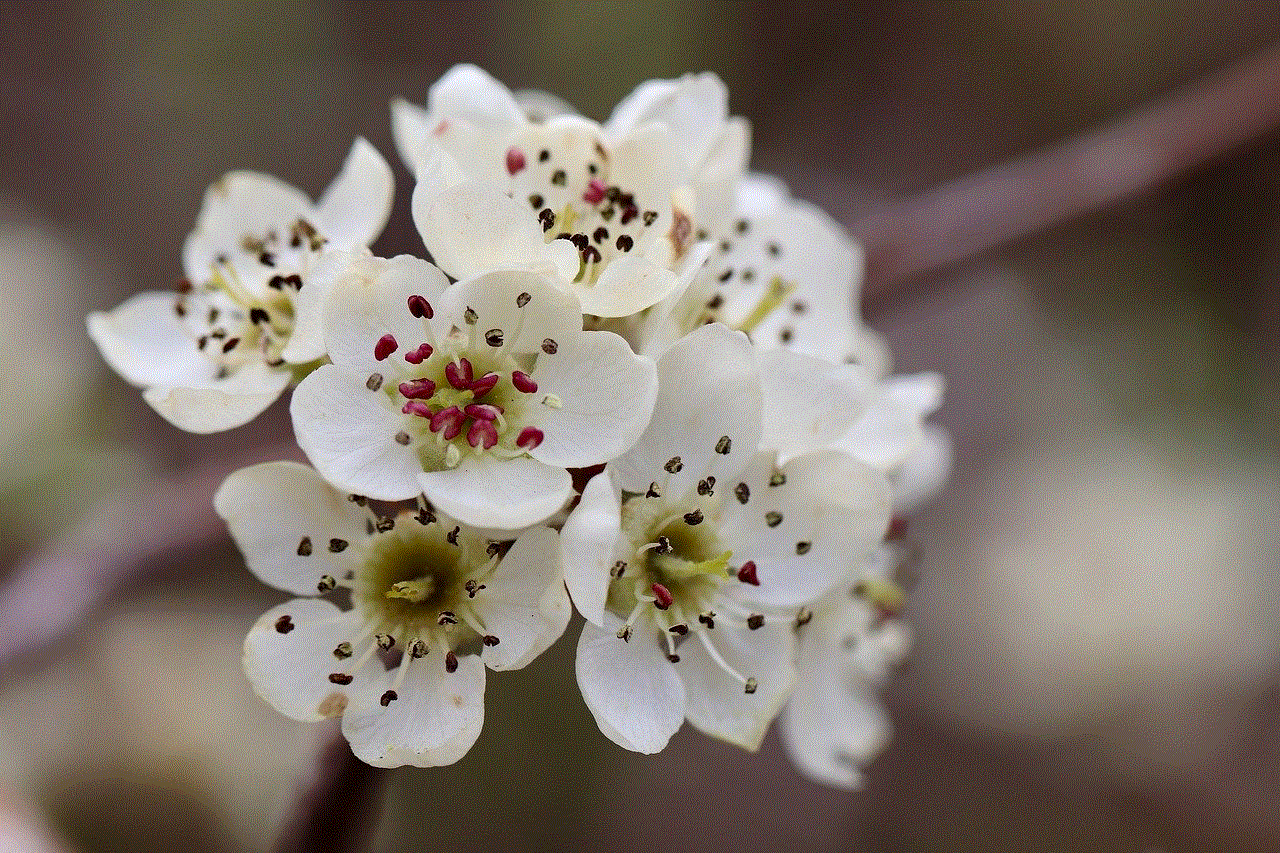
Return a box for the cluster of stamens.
[367,293,550,469]
[503,142,693,284]
[279,501,506,709]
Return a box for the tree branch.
[854,41,1280,315]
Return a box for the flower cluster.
[88,66,948,781]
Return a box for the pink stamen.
[505,147,526,175]
[467,419,498,449]
[398,378,436,399]
[464,403,502,421]
[468,372,499,396]
[401,400,432,418]
[374,334,398,361]
[511,370,537,393]
[429,406,464,439]
[445,358,473,390]
[407,294,434,319]
[404,342,434,364]
[516,426,544,450]
[650,582,674,610]
[582,178,606,204]
[736,561,759,586]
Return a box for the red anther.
[429,405,463,436]
[401,400,432,418]
[374,334,398,361]
[737,561,760,586]
[886,516,908,540]
[407,294,434,319]
[582,178,606,204]
[650,583,674,610]
[468,372,499,396]
[464,403,502,421]
[505,147,526,175]
[404,342,434,364]
[511,370,538,393]
[516,426,544,450]
[467,419,498,449]
[445,357,473,390]
[398,378,436,399]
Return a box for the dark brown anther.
[765,511,783,528]
[550,168,567,186]
[669,623,688,636]
[366,372,384,391]
[328,538,349,553]
[698,612,716,629]
[407,638,428,658]
[667,653,681,663]
[380,690,398,706]
[395,431,411,446]
[715,436,732,454]
[375,634,395,651]
[744,677,758,694]
[516,291,532,308]
[646,482,661,498]
[484,328,504,347]
[482,635,501,646]
[249,307,270,324]
[794,539,812,555]
[664,456,683,473]
[297,537,312,556]
[463,306,479,325]
[445,651,459,673]
[465,579,479,598]
[415,507,436,525]
[375,516,395,533]
[796,608,813,627]
[274,614,294,634]
[769,472,786,487]
[317,574,337,592]
[221,337,240,353]
[616,624,633,642]
[446,526,460,545]
[333,641,352,659]
[611,561,627,578]
[527,194,544,210]
[437,611,458,626]
[747,614,765,630]
[654,536,672,555]
[697,479,714,496]
[541,338,558,354]
[616,234,634,251]
[683,509,704,525]
[348,494,367,506]
[328,673,353,685]
[734,483,750,504]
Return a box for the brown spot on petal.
[317,692,348,717]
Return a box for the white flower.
[216,461,569,768]
[392,65,732,318]
[778,545,911,789]
[562,324,892,753]
[637,174,887,373]
[87,139,393,432]
[290,259,657,530]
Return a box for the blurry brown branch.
[272,722,388,853]
[854,41,1280,316]
[0,443,299,674]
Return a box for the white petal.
[279,248,362,365]
[436,270,581,355]
[575,617,686,754]
[513,88,580,122]
[214,461,366,596]
[313,137,394,250]
[291,365,423,501]
[321,254,449,375]
[572,254,681,318]
[243,599,365,722]
[885,371,945,413]
[143,360,290,433]
[428,64,524,128]
[719,450,892,608]
[182,171,312,284]
[342,652,486,768]
[560,469,624,627]
[605,73,728,165]
[470,526,567,670]
[778,672,888,790]
[390,97,433,176]
[612,323,762,497]
[679,622,796,751]
[526,330,657,469]
[413,182,578,282]
[87,292,216,388]
[893,424,953,515]
[417,455,572,531]
[758,348,876,460]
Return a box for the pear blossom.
[290,259,657,530]
[778,544,912,789]
[637,173,887,372]
[392,65,731,318]
[87,139,393,432]
[563,324,892,753]
[216,461,569,768]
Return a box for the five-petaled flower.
[87,139,393,432]
[218,461,569,767]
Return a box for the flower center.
[366,299,550,471]
[503,133,695,285]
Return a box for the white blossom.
[393,65,735,319]
[87,139,393,432]
[216,461,569,768]
[290,259,657,530]
[562,324,892,753]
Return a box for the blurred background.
[1,1,1278,851]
